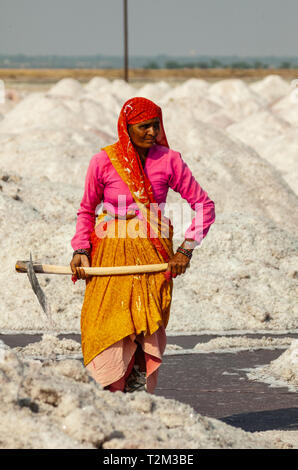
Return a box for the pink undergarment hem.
[85,326,166,394]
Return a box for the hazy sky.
[1,0,297,57]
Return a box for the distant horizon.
[1,53,298,59]
[1,53,298,71]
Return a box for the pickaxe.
[15,254,168,322]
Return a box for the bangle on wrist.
[177,246,193,259]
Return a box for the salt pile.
[247,339,298,392]
[193,336,293,353]
[163,118,298,233]
[0,341,278,449]
[226,109,290,156]
[205,78,266,120]
[259,127,298,195]
[13,333,82,360]
[249,75,291,105]
[0,91,117,137]
[271,93,298,127]
[223,75,298,196]
[136,80,172,102]
[169,212,298,332]
[47,77,85,99]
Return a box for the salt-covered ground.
[0,74,297,449]
[0,338,285,449]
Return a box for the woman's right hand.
[70,254,91,282]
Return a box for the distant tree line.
[145,59,298,69]
[0,54,297,70]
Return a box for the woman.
[70,97,215,394]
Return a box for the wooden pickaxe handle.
[15,260,169,276]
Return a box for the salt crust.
[11,333,294,361]
[0,341,278,449]
[2,333,295,449]
[246,339,298,392]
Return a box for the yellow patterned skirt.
[80,212,174,366]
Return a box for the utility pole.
[123,0,129,82]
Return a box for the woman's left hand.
[164,252,190,280]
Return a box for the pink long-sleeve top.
[71,144,215,251]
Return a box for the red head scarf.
[119,96,169,147]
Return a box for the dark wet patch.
[155,349,298,432]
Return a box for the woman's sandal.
[124,365,147,393]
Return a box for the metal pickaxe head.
[25,252,55,329]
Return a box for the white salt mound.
[247,339,298,392]
[161,78,209,102]
[259,127,298,195]
[136,81,172,102]
[0,91,118,137]
[96,79,136,103]
[0,92,81,133]
[226,109,290,156]
[84,76,110,92]
[207,78,266,120]
[194,336,293,352]
[0,345,278,449]
[271,93,298,127]
[47,78,85,98]
[225,101,297,196]
[13,334,82,360]
[0,128,109,186]
[163,117,298,234]
[162,94,224,125]
[168,212,298,332]
[249,75,291,105]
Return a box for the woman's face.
[128,117,160,150]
